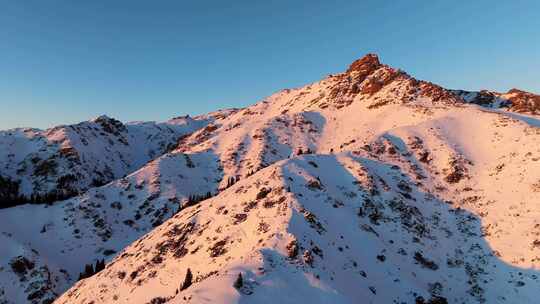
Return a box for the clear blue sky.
[1,1,539,130]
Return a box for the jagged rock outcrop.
[454,88,540,114]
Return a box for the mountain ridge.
[1,54,539,304]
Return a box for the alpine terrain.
[1,54,540,304]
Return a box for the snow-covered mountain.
[1,54,540,304]
[454,88,540,114]
[0,115,212,208]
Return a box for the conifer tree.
[233,273,243,289]
[84,263,94,277]
[180,268,193,291]
[95,259,105,272]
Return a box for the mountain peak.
[346,53,381,73]
[507,88,530,95]
[90,114,127,134]
[91,114,114,123]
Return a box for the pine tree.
[226,176,236,188]
[180,268,193,291]
[84,263,94,277]
[233,273,243,289]
[95,259,105,272]
[78,263,95,280]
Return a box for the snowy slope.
[53,55,540,304]
[55,142,540,303]
[0,115,211,208]
[2,54,540,304]
[0,150,223,303]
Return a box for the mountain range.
[1,54,539,304]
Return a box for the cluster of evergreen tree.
[186,192,213,207]
[0,188,76,208]
[0,195,28,209]
[224,176,238,189]
[296,148,313,155]
[177,268,243,293]
[176,191,214,213]
[27,189,77,206]
[78,259,106,281]
[0,175,80,208]
[0,176,24,209]
[245,163,269,178]
[91,178,107,187]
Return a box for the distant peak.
[346,53,381,73]
[91,114,113,122]
[91,115,126,133]
[507,88,526,94]
[506,88,539,97]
